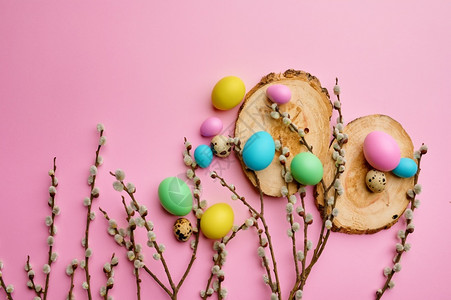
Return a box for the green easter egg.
[158,177,193,216]
[290,152,323,185]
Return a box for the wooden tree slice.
[316,114,414,234]
[234,69,332,197]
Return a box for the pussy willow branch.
[83,127,105,300]
[254,176,282,300]
[270,81,346,298]
[0,264,14,300]
[211,170,282,299]
[106,140,202,300]
[67,268,75,300]
[102,253,118,300]
[43,157,57,300]
[99,207,173,297]
[25,256,42,298]
[177,138,202,291]
[376,148,426,299]
[121,197,142,300]
[110,174,176,295]
[201,223,247,300]
[277,142,300,279]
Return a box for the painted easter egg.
[392,158,418,178]
[363,131,401,171]
[210,135,232,158]
[173,218,192,242]
[365,169,387,193]
[200,117,223,137]
[211,76,246,110]
[194,144,213,168]
[200,203,234,239]
[158,177,193,216]
[266,84,291,104]
[242,131,275,171]
[290,152,323,185]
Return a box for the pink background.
[1,1,450,299]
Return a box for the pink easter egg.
[363,131,401,171]
[266,84,291,104]
[200,117,223,137]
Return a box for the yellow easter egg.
[211,76,246,110]
[200,203,234,239]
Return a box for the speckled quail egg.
[173,218,192,242]
[210,135,232,158]
[365,169,387,193]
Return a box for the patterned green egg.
[158,177,193,216]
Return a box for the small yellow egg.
[211,76,246,110]
[200,203,234,239]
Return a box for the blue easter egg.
[392,158,418,178]
[242,131,275,171]
[194,144,213,168]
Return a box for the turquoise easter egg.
[194,144,213,168]
[242,131,275,171]
[290,152,323,185]
[158,177,193,216]
[392,158,417,178]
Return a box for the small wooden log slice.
[316,114,414,234]
[234,70,332,197]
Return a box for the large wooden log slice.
[234,70,333,197]
[316,114,414,234]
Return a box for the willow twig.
[82,124,106,300]
[0,262,14,300]
[43,157,58,300]
[375,146,426,299]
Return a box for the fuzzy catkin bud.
[97,123,105,132]
[51,252,58,262]
[413,184,422,195]
[270,111,280,119]
[404,209,413,220]
[127,251,135,261]
[296,251,304,261]
[99,136,107,146]
[49,186,57,195]
[43,264,51,274]
[91,186,100,197]
[126,183,136,193]
[66,265,74,276]
[388,281,395,289]
[295,290,303,299]
[306,240,313,251]
[112,181,124,192]
[85,248,92,258]
[393,263,402,272]
[89,165,97,176]
[325,220,332,229]
[45,216,53,226]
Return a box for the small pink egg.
[266,84,291,104]
[363,131,401,171]
[200,117,223,137]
